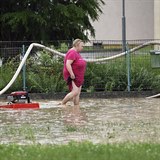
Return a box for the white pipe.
[147,93,160,98]
[0,44,33,95]
[0,43,65,95]
[0,41,160,97]
[86,40,160,62]
[34,43,65,57]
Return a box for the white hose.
[86,40,160,62]
[0,43,33,95]
[35,43,65,57]
[0,41,160,97]
[147,93,160,98]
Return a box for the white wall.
[154,0,160,39]
[91,0,154,40]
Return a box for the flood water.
[0,98,160,144]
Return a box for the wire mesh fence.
[0,39,160,93]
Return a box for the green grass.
[0,142,160,160]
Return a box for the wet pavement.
[0,98,160,144]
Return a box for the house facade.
[91,0,160,40]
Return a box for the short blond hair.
[72,39,83,47]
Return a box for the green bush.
[0,53,159,93]
[84,55,160,92]
[26,52,67,93]
[0,59,23,92]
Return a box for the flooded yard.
[0,98,160,144]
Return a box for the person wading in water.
[62,39,86,106]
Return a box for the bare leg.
[62,81,79,105]
[73,86,82,105]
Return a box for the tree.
[0,0,105,41]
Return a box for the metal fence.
[0,39,160,93]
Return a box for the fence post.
[22,45,26,91]
[126,43,131,92]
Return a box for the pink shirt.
[63,49,86,87]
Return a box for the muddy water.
[0,98,160,144]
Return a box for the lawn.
[0,142,159,160]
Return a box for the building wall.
[91,0,154,40]
[154,0,160,39]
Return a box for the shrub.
[0,53,159,93]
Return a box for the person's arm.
[66,60,75,79]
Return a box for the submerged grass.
[0,142,159,160]
[65,125,78,132]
